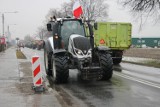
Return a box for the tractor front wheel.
[44,47,52,76]
[52,55,69,83]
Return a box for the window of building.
[142,40,145,43]
[154,40,158,43]
[137,40,141,43]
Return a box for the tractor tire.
[44,47,52,76]
[52,55,69,83]
[100,53,113,80]
[113,58,122,65]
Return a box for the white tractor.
[43,17,113,83]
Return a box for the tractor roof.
[50,17,83,23]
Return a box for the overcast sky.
[0,0,160,40]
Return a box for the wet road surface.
[22,48,160,107]
[116,63,160,84]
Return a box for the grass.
[122,60,160,68]
[145,60,160,68]
[16,50,27,59]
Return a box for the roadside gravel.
[123,48,160,68]
[123,48,160,60]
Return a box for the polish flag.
[73,0,83,18]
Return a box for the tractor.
[43,17,113,83]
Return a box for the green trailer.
[93,22,132,64]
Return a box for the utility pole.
[0,11,18,37]
[2,14,4,36]
[0,11,18,50]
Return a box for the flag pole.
[78,0,84,19]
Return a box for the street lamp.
[7,24,17,43]
[0,11,18,37]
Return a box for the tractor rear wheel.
[100,53,113,80]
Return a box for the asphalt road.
[0,48,160,107]
[21,48,160,107]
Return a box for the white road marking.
[114,72,160,89]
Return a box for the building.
[132,38,160,48]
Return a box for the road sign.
[32,55,43,87]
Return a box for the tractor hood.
[68,34,92,58]
[70,34,91,53]
[73,36,91,54]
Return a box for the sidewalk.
[0,47,24,107]
[0,47,61,107]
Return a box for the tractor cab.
[47,18,88,50]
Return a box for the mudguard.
[44,37,54,53]
[44,37,67,55]
[96,46,110,51]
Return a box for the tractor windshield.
[61,20,85,37]
[61,20,85,49]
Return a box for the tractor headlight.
[88,50,92,55]
[75,48,83,55]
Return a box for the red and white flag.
[73,0,83,18]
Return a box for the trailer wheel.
[52,55,69,83]
[100,53,113,80]
[44,47,52,76]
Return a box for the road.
[1,47,160,107]
[21,47,160,107]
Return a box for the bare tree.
[61,2,73,17]
[80,0,108,20]
[45,8,64,21]
[121,0,160,12]
[45,0,108,21]
[37,27,44,39]
[120,0,160,23]
[24,35,32,42]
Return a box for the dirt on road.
[123,48,160,60]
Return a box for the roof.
[50,17,83,23]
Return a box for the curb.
[122,59,160,68]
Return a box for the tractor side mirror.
[47,23,52,31]
[94,23,98,30]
